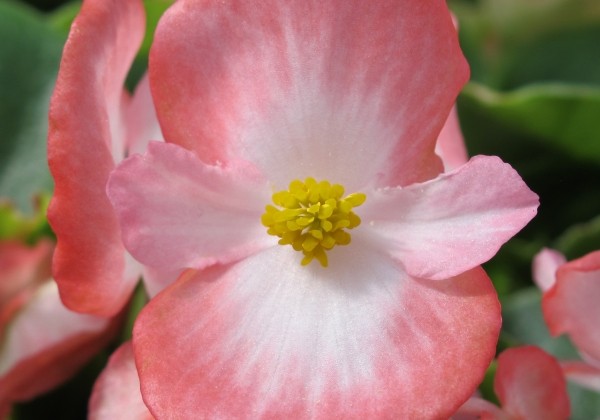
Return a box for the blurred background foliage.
[0,0,598,418]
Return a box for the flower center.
[261,177,366,267]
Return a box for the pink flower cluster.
[1,0,596,418]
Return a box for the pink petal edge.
[107,141,274,272]
[150,0,467,190]
[133,243,500,418]
[47,0,145,316]
[360,155,539,280]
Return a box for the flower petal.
[435,106,469,171]
[126,73,164,156]
[0,240,52,334]
[542,250,600,362]
[108,142,274,271]
[134,244,500,418]
[532,248,566,292]
[453,397,507,420]
[494,346,570,420]
[141,266,183,299]
[89,342,154,420]
[360,155,539,280]
[561,361,600,393]
[47,0,145,316]
[150,0,467,190]
[0,281,118,406]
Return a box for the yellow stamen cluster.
[261,178,366,267]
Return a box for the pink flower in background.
[533,248,600,392]
[88,342,154,420]
[103,0,538,417]
[47,0,173,317]
[0,240,120,415]
[455,346,570,420]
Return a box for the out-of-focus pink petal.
[0,241,52,334]
[561,361,600,392]
[126,73,163,156]
[133,243,500,418]
[453,397,507,420]
[532,248,566,292]
[108,142,274,272]
[360,155,539,280]
[150,0,468,190]
[0,282,120,406]
[47,0,145,316]
[543,250,600,362]
[495,346,569,420]
[89,342,154,420]
[435,106,469,171]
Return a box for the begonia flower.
[455,346,570,420]
[104,0,539,417]
[47,0,173,317]
[0,240,120,415]
[533,248,600,392]
[88,342,154,420]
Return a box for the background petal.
[0,240,52,334]
[361,155,539,280]
[543,250,600,362]
[453,397,507,420]
[495,346,570,420]
[89,342,154,420]
[150,0,467,190]
[134,244,500,418]
[47,0,145,316]
[108,142,273,272]
[532,248,566,292]
[561,361,600,393]
[0,282,119,407]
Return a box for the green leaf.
[47,0,80,37]
[0,1,65,214]
[140,0,173,58]
[0,194,52,243]
[554,215,600,259]
[461,82,600,165]
[452,0,600,89]
[568,383,600,420]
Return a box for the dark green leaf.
[553,215,600,259]
[0,1,65,214]
[461,82,600,164]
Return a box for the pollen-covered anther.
[261,177,366,267]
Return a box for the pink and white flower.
[455,346,570,420]
[533,248,600,392]
[99,0,539,417]
[47,0,173,317]
[0,240,120,415]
